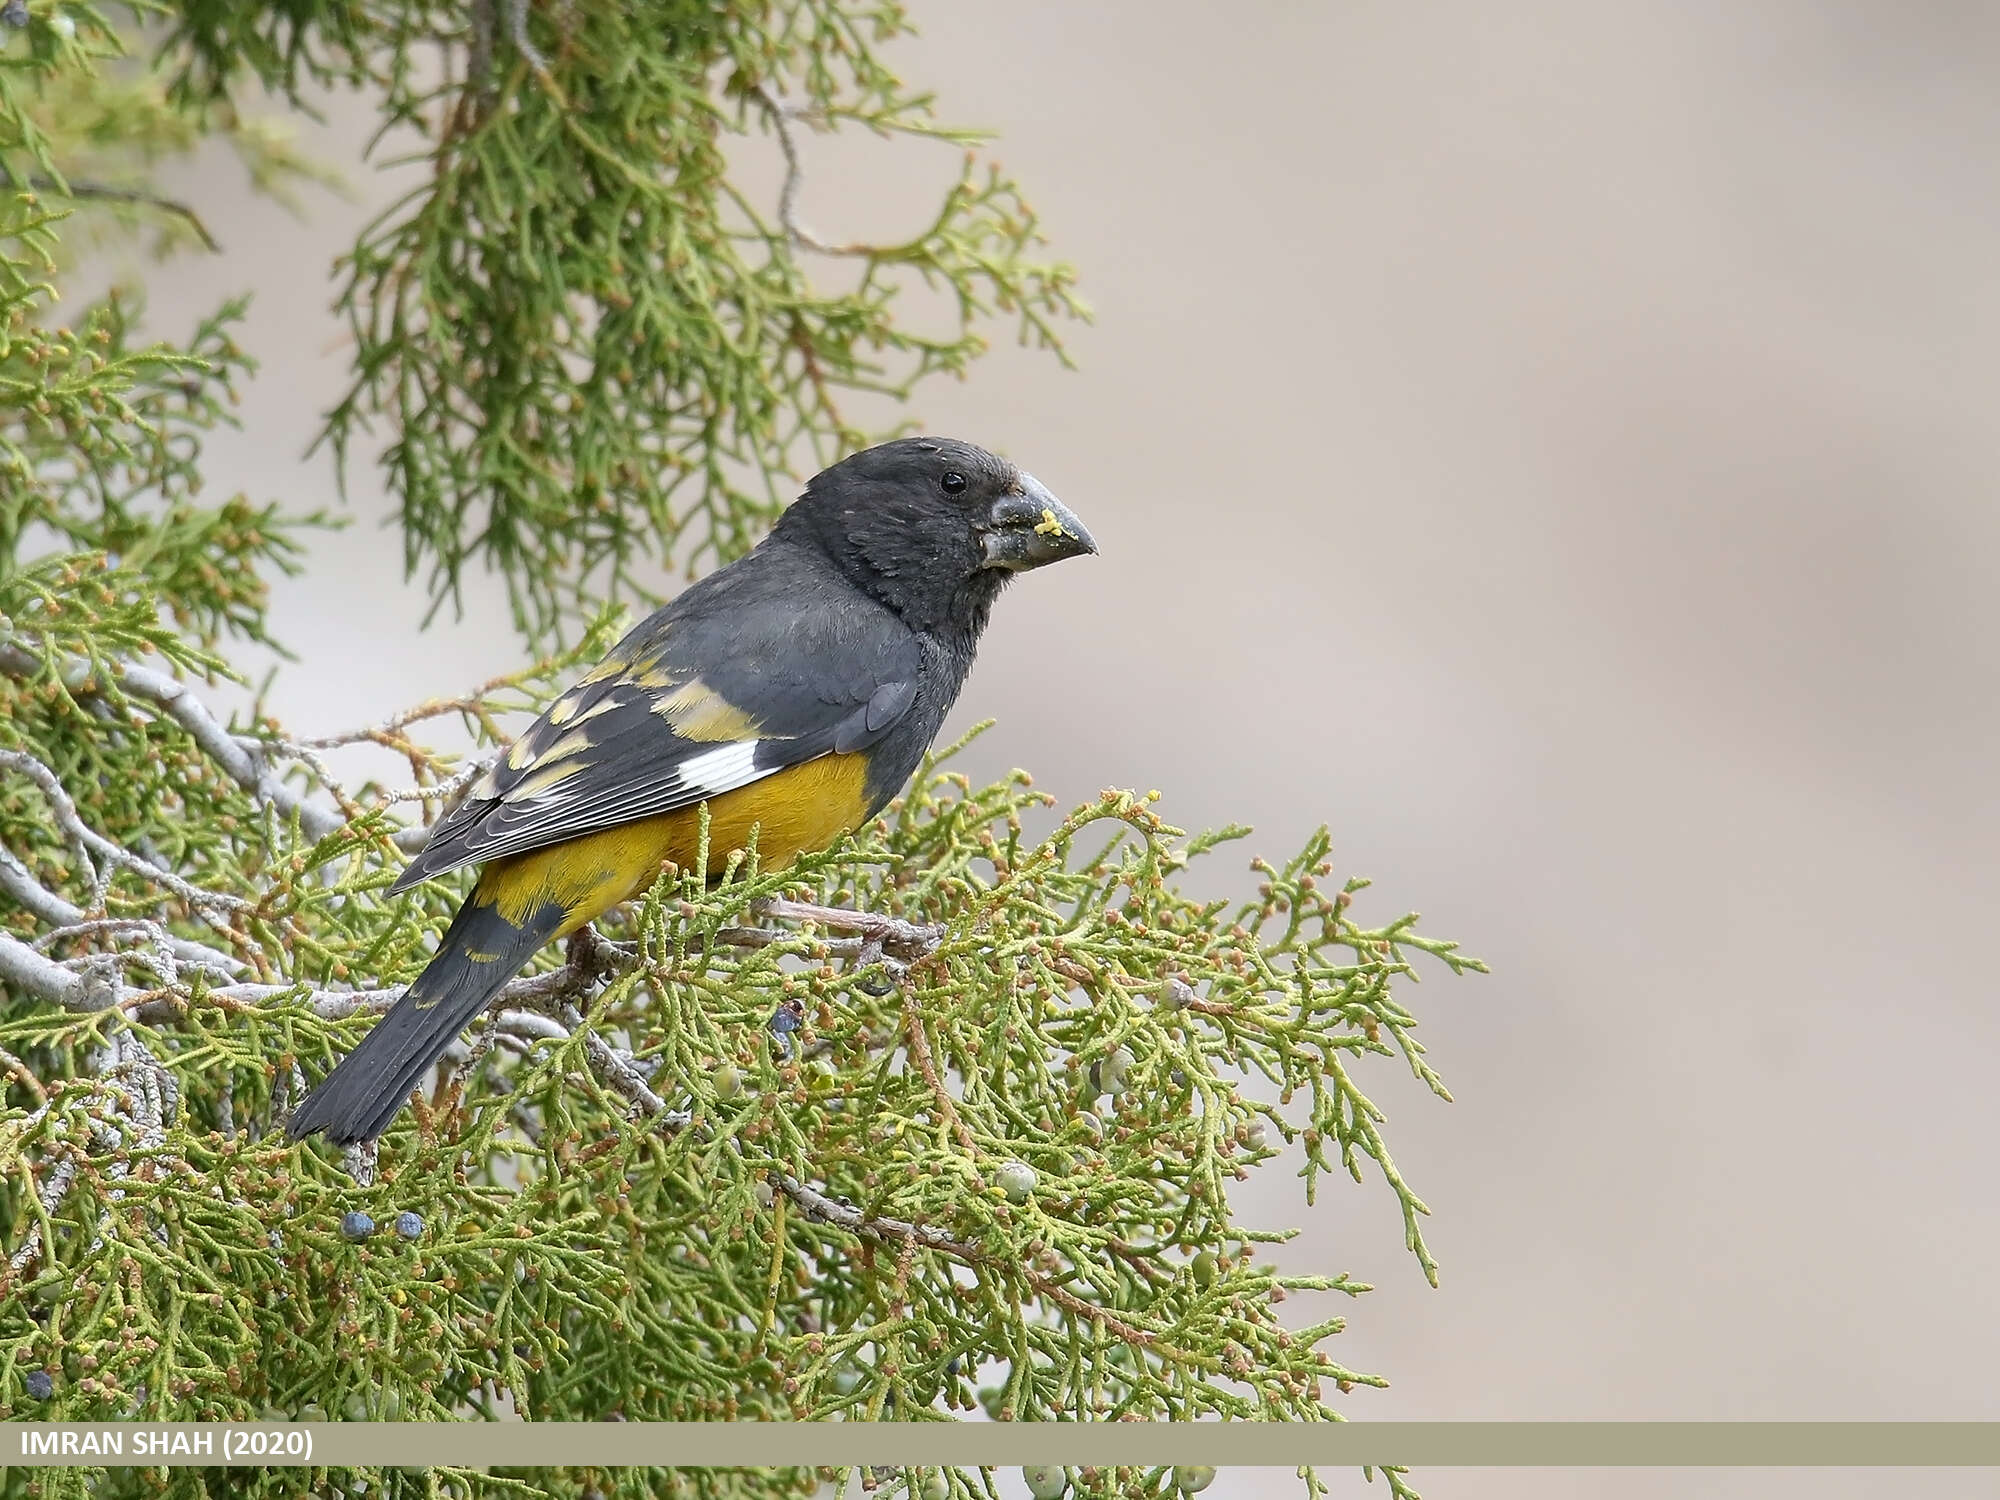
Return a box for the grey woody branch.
[754,84,879,258]
[0,643,344,842]
[0,747,251,921]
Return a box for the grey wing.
[388,571,920,893]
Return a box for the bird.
[286,436,1097,1145]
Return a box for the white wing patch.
[674,741,765,800]
[481,738,777,852]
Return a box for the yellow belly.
[475,753,873,933]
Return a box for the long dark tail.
[287,893,565,1145]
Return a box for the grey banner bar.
[4,1423,2000,1468]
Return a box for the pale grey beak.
[979,473,1098,572]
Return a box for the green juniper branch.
[0,8,1477,1500]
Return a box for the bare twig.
[902,985,978,1156]
[37,917,176,957]
[0,1044,47,1106]
[707,924,862,959]
[28,175,223,254]
[754,85,875,258]
[504,0,551,81]
[751,897,945,960]
[495,1010,570,1043]
[776,1174,980,1260]
[373,753,495,810]
[296,659,542,750]
[561,1000,688,1125]
[253,738,367,824]
[0,928,91,1009]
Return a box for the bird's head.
[777,437,1097,636]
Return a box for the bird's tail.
[286,892,565,1145]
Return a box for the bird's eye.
[940,471,968,496]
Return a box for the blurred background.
[88,2,2000,1496]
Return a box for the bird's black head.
[774,437,1097,638]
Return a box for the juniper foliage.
[0,6,1482,1500]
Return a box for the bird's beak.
[979,472,1099,572]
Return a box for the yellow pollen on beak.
[1034,507,1065,537]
